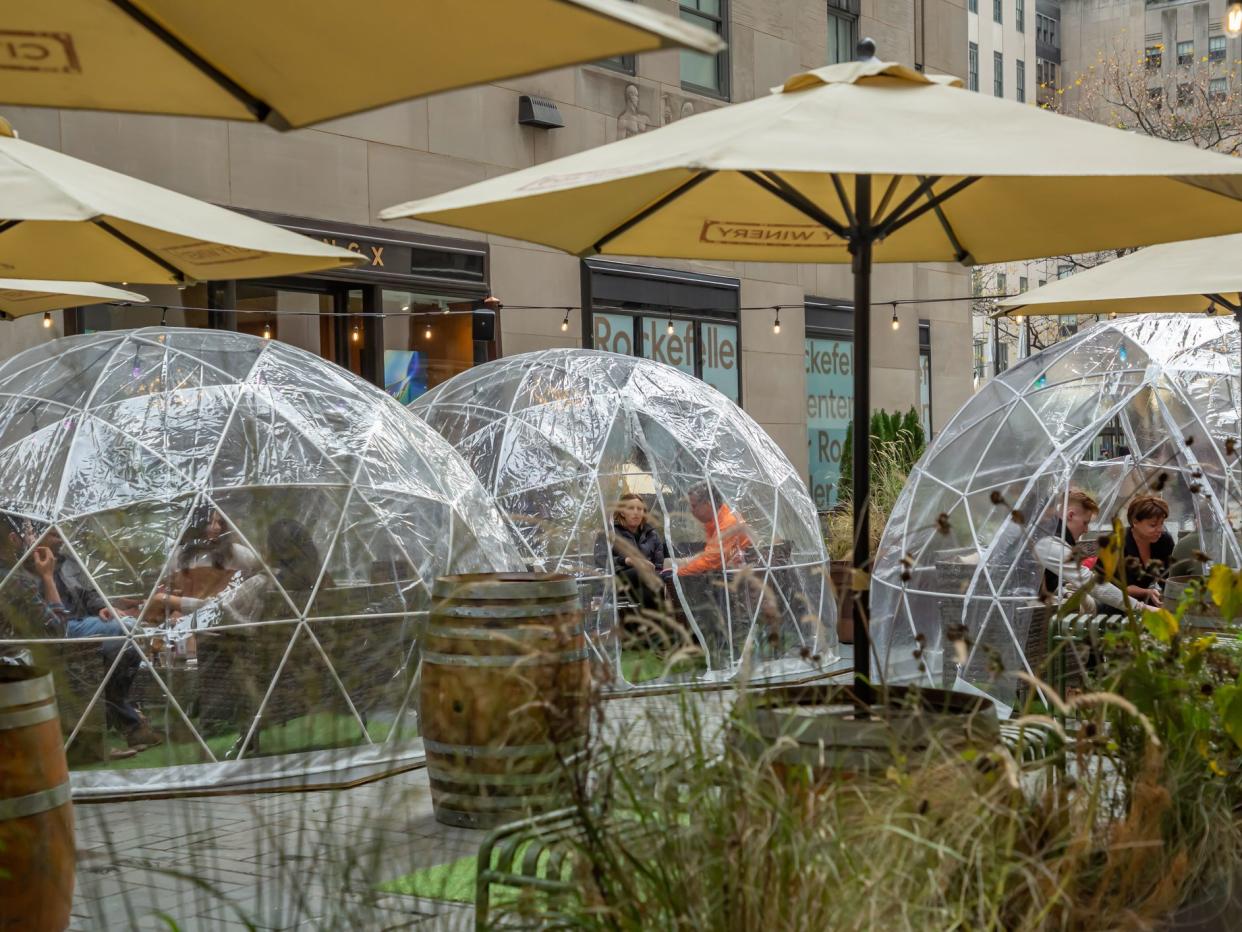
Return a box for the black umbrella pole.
[851,176,874,705]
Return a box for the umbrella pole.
[850,174,874,705]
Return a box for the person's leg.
[66,616,152,743]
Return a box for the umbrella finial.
[856,38,878,62]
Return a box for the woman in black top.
[1116,494,1175,609]
[594,493,668,614]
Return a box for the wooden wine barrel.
[0,666,74,932]
[730,683,999,785]
[421,573,589,829]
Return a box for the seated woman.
[594,493,668,616]
[1112,494,1174,611]
[169,503,261,602]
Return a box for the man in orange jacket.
[675,483,752,578]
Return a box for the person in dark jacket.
[1114,494,1175,609]
[594,493,668,615]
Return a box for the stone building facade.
[0,0,970,510]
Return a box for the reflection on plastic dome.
[411,348,837,687]
[872,316,1242,713]
[0,328,521,797]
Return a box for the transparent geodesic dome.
[872,315,1241,713]
[0,328,521,797]
[411,348,837,687]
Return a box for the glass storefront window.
[592,312,635,356]
[640,316,695,375]
[700,321,738,400]
[382,289,479,404]
[805,336,853,510]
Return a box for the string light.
[891,307,900,331]
[561,309,570,332]
[351,322,361,343]
[772,309,781,334]
[666,315,674,335]
[262,322,272,340]
[424,322,432,340]
[42,311,52,329]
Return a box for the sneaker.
[125,725,165,751]
[108,747,139,761]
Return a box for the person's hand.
[29,546,55,579]
[1145,588,1163,607]
[99,607,114,621]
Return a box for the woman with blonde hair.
[594,492,668,614]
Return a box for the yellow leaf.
[1207,563,1242,619]
[1143,607,1179,643]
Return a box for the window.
[1036,13,1056,46]
[919,321,933,437]
[968,0,977,11]
[1037,58,1058,92]
[1058,318,1078,338]
[1039,279,1046,288]
[994,51,1004,97]
[993,0,1002,23]
[1177,40,1193,66]
[1211,77,1228,101]
[1177,82,1193,106]
[1057,263,1073,279]
[1016,59,1026,102]
[1016,0,1025,31]
[1149,86,1164,109]
[680,1,729,98]
[996,272,1007,293]
[827,0,858,65]
[1210,35,1226,63]
[973,340,986,381]
[1145,46,1162,70]
[968,42,979,91]
[1019,276,1029,291]
[806,333,853,508]
[996,340,1009,373]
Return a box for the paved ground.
[69,665,843,930]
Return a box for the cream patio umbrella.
[0,119,359,283]
[0,0,724,130]
[0,279,147,319]
[380,55,1242,693]
[994,235,1242,319]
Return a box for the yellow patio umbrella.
[381,56,1242,692]
[994,235,1242,319]
[0,279,147,319]
[0,119,360,283]
[0,0,724,130]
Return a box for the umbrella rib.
[92,219,188,283]
[591,170,715,253]
[873,176,940,235]
[106,0,288,129]
[741,172,849,239]
[0,220,20,235]
[879,176,981,241]
[830,174,857,229]
[1207,293,1242,313]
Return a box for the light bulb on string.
[561,309,570,332]
[262,322,272,340]
[891,307,900,331]
[42,311,52,329]
[1228,0,1242,37]
[351,322,361,343]
[773,308,781,335]
[425,322,432,340]
[666,316,675,336]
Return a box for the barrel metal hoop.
[432,579,580,600]
[0,701,58,731]
[423,623,585,641]
[430,602,580,619]
[423,738,585,759]
[422,647,590,668]
[0,780,70,821]
[426,767,566,788]
[0,675,55,707]
[434,792,563,812]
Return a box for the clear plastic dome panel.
[412,348,838,688]
[0,328,521,797]
[873,316,1242,713]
